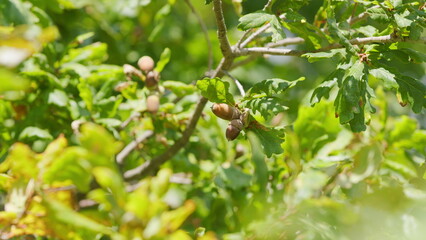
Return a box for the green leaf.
[94,76,118,103]
[399,48,426,63]
[349,110,367,132]
[302,49,346,63]
[327,18,358,55]
[389,0,402,7]
[19,127,53,141]
[248,126,285,157]
[350,143,383,183]
[95,95,123,118]
[238,12,274,31]
[196,77,235,105]
[79,123,123,160]
[43,147,92,192]
[291,169,329,203]
[385,149,417,179]
[205,0,212,4]
[0,143,38,179]
[151,168,172,197]
[270,16,286,42]
[77,79,94,112]
[387,116,426,154]
[367,7,390,23]
[48,89,69,107]
[311,69,342,105]
[335,77,361,124]
[160,201,196,234]
[0,69,29,92]
[345,60,365,80]
[334,60,368,131]
[243,97,288,119]
[294,102,341,155]
[75,32,95,43]
[44,198,114,235]
[149,4,171,42]
[217,165,252,190]
[21,70,64,88]
[369,67,398,89]
[389,116,418,144]
[395,9,412,28]
[247,132,268,192]
[409,22,423,40]
[88,65,123,89]
[396,76,426,113]
[61,42,108,64]
[356,25,378,37]
[163,81,196,97]
[281,11,324,50]
[92,167,127,205]
[272,0,310,12]
[246,77,303,97]
[155,47,171,73]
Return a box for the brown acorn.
[211,103,240,121]
[138,56,155,73]
[145,71,159,89]
[147,94,160,113]
[226,119,243,141]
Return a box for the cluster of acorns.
[120,57,248,141]
[121,56,161,114]
[211,103,248,141]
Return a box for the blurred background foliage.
[0,0,425,239]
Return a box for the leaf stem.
[116,130,154,165]
[223,70,246,96]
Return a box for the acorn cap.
[145,71,159,89]
[229,119,243,131]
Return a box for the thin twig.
[116,130,154,165]
[119,112,141,130]
[237,35,426,57]
[213,0,233,57]
[263,0,273,11]
[223,70,245,96]
[236,47,302,56]
[170,173,192,184]
[236,29,253,48]
[79,199,97,208]
[184,0,214,71]
[240,24,271,48]
[266,37,305,48]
